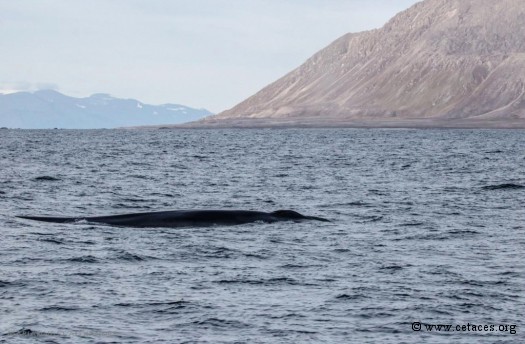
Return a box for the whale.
[17,209,329,228]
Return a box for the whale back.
[271,209,329,222]
[18,209,329,227]
[271,210,305,219]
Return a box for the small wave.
[66,255,99,263]
[120,198,149,203]
[243,253,268,260]
[216,279,263,285]
[335,293,365,300]
[463,291,484,297]
[347,201,374,207]
[216,277,305,286]
[196,246,238,259]
[267,277,302,285]
[443,186,466,192]
[0,280,20,288]
[356,308,395,320]
[268,313,306,319]
[482,183,524,190]
[280,264,309,269]
[319,201,374,208]
[151,302,192,314]
[76,240,96,245]
[67,272,97,276]
[146,300,191,307]
[112,203,148,209]
[38,238,64,244]
[115,300,190,309]
[29,231,55,236]
[368,189,387,196]
[113,251,146,262]
[457,279,484,287]
[332,248,351,253]
[40,306,79,312]
[129,175,149,179]
[379,265,407,272]
[447,229,479,235]
[114,302,136,307]
[5,328,60,337]
[356,215,384,223]
[266,328,318,336]
[457,302,483,309]
[33,176,61,181]
[399,222,424,227]
[274,173,289,178]
[149,192,175,198]
[192,317,249,329]
[497,271,520,277]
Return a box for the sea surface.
[0,129,523,343]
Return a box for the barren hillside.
[196,0,525,128]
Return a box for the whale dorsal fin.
[271,210,303,218]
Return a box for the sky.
[1,0,420,113]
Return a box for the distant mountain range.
[195,0,525,128]
[0,90,212,129]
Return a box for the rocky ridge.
[197,0,525,128]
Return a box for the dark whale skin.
[17,209,329,228]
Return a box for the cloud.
[0,81,59,93]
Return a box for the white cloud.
[0,81,59,94]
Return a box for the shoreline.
[124,118,525,130]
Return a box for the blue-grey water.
[0,129,523,343]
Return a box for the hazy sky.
[1,0,420,112]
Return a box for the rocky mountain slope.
[198,0,525,128]
[0,90,211,129]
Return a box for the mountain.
[197,0,525,128]
[0,90,212,129]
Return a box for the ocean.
[1,129,523,343]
